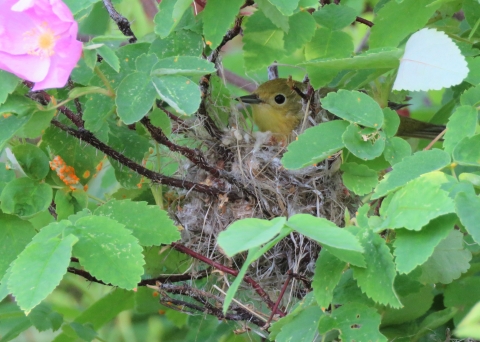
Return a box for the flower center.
[24,22,57,57]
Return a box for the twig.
[171,242,286,317]
[265,271,292,327]
[68,78,84,119]
[68,265,210,286]
[50,120,235,198]
[102,0,137,43]
[23,81,85,128]
[423,128,447,151]
[355,16,374,27]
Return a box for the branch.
[141,117,254,198]
[171,242,286,317]
[355,16,374,27]
[50,120,237,198]
[23,81,84,128]
[102,0,137,43]
[68,267,210,286]
[156,283,265,327]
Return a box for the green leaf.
[0,70,19,105]
[455,302,480,339]
[83,94,115,133]
[0,115,29,151]
[268,0,299,16]
[332,269,375,307]
[379,172,455,231]
[456,192,480,245]
[413,307,458,341]
[96,45,119,72]
[312,250,347,308]
[372,149,450,199]
[152,75,201,115]
[0,178,52,218]
[52,289,134,341]
[370,0,440,48]
[460,84,480,106]
[379,276,434,326]
[223,226,292,312]
[270,293,317,340]
[465,56,480,85]
[275,305,323,342]
[322,90,384,128]
[417,230,471,284]
[256,0,289,32]
[108,123,150,189]
[382,108,401,138]
[302,47,401,71]
[343,124,386,160]
[8,234,77,312]
[313,3,357,30]
[94,200,180,246]
[453,134,480,166]
[93,43,150,91]
[28,303,63,332]
[149,30,203,59]
[351,229,402,308]
[305,28,353,88]
[341,162,378,196]
[135,53,160,74]
[0,163,15,194]
[281,120,349,170]
[115,72,156,124]
[383,137,411,165]
[217,217,286,256]
[393,214,456,274]
[283,11,316,53]
[202,0,244,48]
[17,108,56,139]
[11,144,50,180]
[43,125,102,185]
[318,303,387,341]
[287,214,365,267]
[0,95,36,117]
[0,301,32,341]
[154,0,192,38]
[55,189,88,221]
[463,0,480,28]
[243,11,285,71]
[445,276,480,325]
[444,105,477,155]
[0,213,35,279]
[151,56,216,77]
[70,216,145,289]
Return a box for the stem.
[94,66,115,96]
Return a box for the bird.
[237,78,445,139]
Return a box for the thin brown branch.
[102,0,137,43]
[50,120,236,199]
[171,242,286,317]
[355,16,374,27]
[157,283,265,327]
[141,116,254,198]
[265,271,292,328]
[23,81,85,128]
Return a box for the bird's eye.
[274,94,286,104]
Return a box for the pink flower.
[0,0,82,91]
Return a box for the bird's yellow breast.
[252,103,301,136]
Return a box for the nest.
[164,97,360,307]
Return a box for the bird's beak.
[236,94,263,104]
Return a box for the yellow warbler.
[238,78,445,139]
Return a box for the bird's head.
[238,78,304,115]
